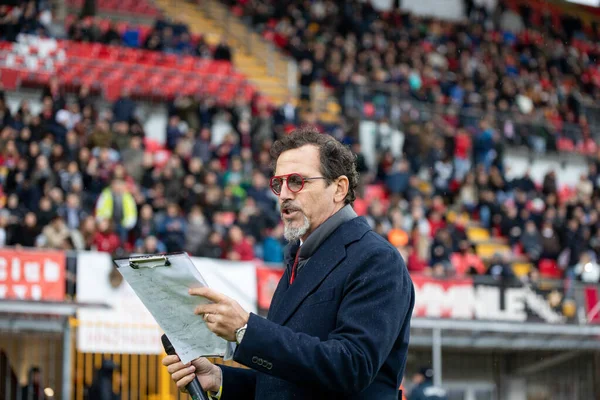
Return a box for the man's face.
[412,373,424,385]
[112,180,125,194]
[274,145,340,242]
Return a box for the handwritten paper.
[115,253,230,364]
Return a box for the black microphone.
[161,334,210,400]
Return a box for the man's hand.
[191,287,250,342]
[162,355,221,393]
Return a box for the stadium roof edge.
[410,318,600,351]
[411,317,600,336]
[0,300,110,316]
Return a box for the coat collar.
[269,216,371,325]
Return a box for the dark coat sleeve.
[232,246,413,394]
[219,365,257,400]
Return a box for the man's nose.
[279,181,294,201]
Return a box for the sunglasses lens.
[271,178,283,194]
[287,174,304,192]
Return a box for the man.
[407,367,448,400]
[163,128,414,399]
[21,366,45,400]
[88,360,121,400]
[95,179,138,243]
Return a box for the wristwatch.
[235,324,247,344]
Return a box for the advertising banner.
[256,266,285,310]
[0,249,65,301]
[76,252,257,354]
[76,251,163,354]
[412,275,569,324]
[191,257,257,316]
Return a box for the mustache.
[281,202,301,212]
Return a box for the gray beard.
[283,213,310,242]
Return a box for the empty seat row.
[0,39,260,104]
[61,42,228,72]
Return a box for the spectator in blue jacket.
[408,367,448,400]
[158,202,187,253]
[262,224,285,264]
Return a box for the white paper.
[115,253,230,364]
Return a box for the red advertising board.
[256,266,284,310]
[0,249,66,301]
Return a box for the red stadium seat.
[0,36,257,104]
[557,137,575,152]
[558,185,575,204]
[0,67,20,90]
[365,184,388,203]
[539,259,562,279]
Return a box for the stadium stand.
[65,0,161,18]
[64,14,230,60]
[0,35,256,103]
[2,1,600,399]
[2,68,600,286]
[1,0,600,286]
[229,0,600,155]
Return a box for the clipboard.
[114,252,234,364]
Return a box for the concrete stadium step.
[153,0,290,105]
[249,76,288,86]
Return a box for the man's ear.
[334,176,349,203]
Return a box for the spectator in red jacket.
[92,220,121,254]
[450,240,486,276]
[224,224,255,261]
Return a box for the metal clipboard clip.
[128,255,171,269]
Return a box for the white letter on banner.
[421,283,447,318]
[24,261,41,282]
[446,284,475,319]
[413,284,425,316]
[0,257,7,281]
[504,288,527,322]
[475,285,500,320]
[0,285,7,298]
[30,285,42,300]
[43,258,60,282]
[11,257,21,281]
[12,285,27,299]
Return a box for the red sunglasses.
[269,173,327,195]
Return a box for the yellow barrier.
[69,318,244,400]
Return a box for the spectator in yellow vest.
[95,179,138,245]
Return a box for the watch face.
[237,328,246,343]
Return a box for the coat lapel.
[267,241,298,318]
[267,268,289,319]
[269,217,371,326]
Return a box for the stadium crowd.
[0,1,234,62]
[1,79,600,285]
[1,0,600,286]
[233,0,600,151]
[66,15,233,62]
[0,0,54,41]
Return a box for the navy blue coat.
[219,217,414,399]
